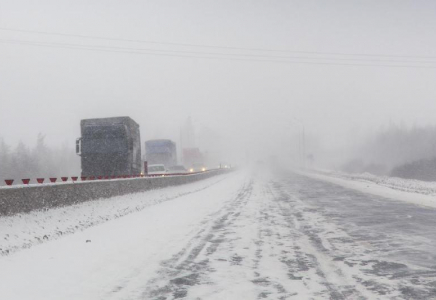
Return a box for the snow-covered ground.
[314,170,436,196]
[2,169,436,299]
[304,169,436,209]
[0,173,230,256]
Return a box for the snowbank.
[302,169,436,209]
[0,172,231,256]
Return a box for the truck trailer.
[76,116,141,177]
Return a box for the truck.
[183,148,205,172]
[145,139,177,168]
[76,116,141,177]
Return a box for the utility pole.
[302,124,306,169]
[288,122,299,166]
[291,118,306,169]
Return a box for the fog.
[1,1,436,176]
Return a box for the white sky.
[1,0,436,161]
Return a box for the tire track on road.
[142,178,254,299]
[277,172,436,299]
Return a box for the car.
[167,165,188,174]
[189,162,207,173]
[147,164,167,175]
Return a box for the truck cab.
[76,117,141,177]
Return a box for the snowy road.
[2,170,436,299]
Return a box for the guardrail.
[2,171,210,186]
[0,169,230,217]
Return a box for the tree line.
[342,123,436,179]
[0,134,80,185]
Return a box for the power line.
[2,38,436,69]
[2,38,436,65]
[1,27,435,60]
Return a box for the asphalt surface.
[142,170,436,299]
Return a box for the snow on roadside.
[317,169,436,195]
[0,171,246,300]
[0,173,231,256]
[302,169,436,209]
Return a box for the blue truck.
[145,139,177,168]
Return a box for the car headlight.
[202,167,206,172]
[189,168,194,172]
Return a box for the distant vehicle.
[189,162,207,173]
[147,164,167,175]
[145,139,177,168]
[183,148,205,172]
[76,116,141,177]
[167,165,188,174]
[183,148,203,166]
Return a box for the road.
[2,169,436,299]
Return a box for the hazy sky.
[1,0,436,162]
